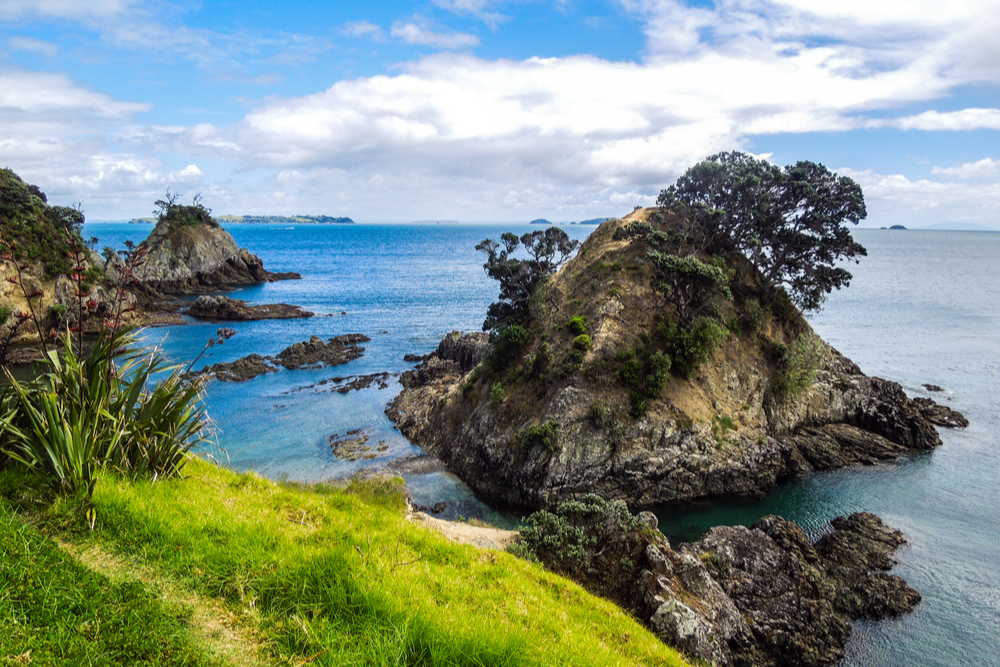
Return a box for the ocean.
[82,222,1000,666]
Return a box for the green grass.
[0,460,691,667]
[0,501,222,666]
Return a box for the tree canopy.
[657,152,867,311]
[476,227,579,332]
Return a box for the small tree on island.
[657,152,868,312]
[476,227,579,333]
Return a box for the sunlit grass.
[1,459,690,666]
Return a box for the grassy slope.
[0,459,691,667]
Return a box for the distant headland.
[128,214,354,224]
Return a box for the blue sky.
[1,0,999,227]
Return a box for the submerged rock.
[187,295,313,321]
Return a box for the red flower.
[86,299,99,309]
[28,290,44,298]
[14,311,30,320]
[5,276,18,284]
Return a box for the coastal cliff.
[138,204,299,295]
[388,210,965,510]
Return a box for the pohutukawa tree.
[657,152,868,312]
[476,227,579,332]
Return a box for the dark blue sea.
[83,222,1000,667]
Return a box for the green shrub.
[567,315,588,336]
[741,298,766,334]
[660,317,727,379]
[617,358,642,387]
[490,382,505,403]
[629,392,648,419]
[518,421,559,452]
[773,333,827,397]
[509,495,638,576]
[645,352,671,397]
[0,329,209,497]
[572,334,592,351]
[47,303,68,322]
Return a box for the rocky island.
[136,196,300,296]
[389,210,964,511]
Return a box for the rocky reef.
[137,213,299,295]
[195,334,369,382]
[387,212,966,511]
[511,496,918,667]
[186,295,313,321]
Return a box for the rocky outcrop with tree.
[388,154,965,511]
[136,193,299,296]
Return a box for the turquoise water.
[83,223,1000,665]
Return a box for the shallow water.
[83,222,1000,665]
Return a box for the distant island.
[531,217,612,225]
[879,224,908,230]
[128,214,354,225]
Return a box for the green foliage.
[572,334,592,351]
[657,152,868,312]
[485,323,532,372]
[773,333,827,397]
[741,297,766,334]
[518,421,560,452]
[701,552,732,574]
[659,317,727,379]
[509,494,638,577]
[711,414,737,447]
[648,250,732,322]
[645,352,671,396]
[476,228,580,332]
[47,303,68,322]
[490,381,505,404]
[0,330,209,497]
[618,357,642,387]
[0,168,89,277]
[567,315,589,336]
[154,191,219,230]
[629,392,648,419]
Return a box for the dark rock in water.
[192,334,369,382]
[403,353,428,362]
[273,334,369,370]
[512,496,920,667]
[912,397,968,428]
[187,295,313,321]
[922,383,944,392]
[203,353,277,383]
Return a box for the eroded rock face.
[187,295,313,321]
[139,218,300,294]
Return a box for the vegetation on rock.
[476,227,579,333]
[657,152,867,312]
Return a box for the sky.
[1,0,999,227]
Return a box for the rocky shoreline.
[513,502,920,667]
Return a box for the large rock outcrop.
[138,215,299,295]
[387,210,966,511]
[512,499,918,667]
[187,295,313,321]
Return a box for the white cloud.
[932,158,1000,179]
[8,37,59,56]
[342,20,386,43]
[432,0,508,29]
[390,21,479,49]
[0,0,132,21]
[839,167,1000,226]
[870,108,1000,131]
